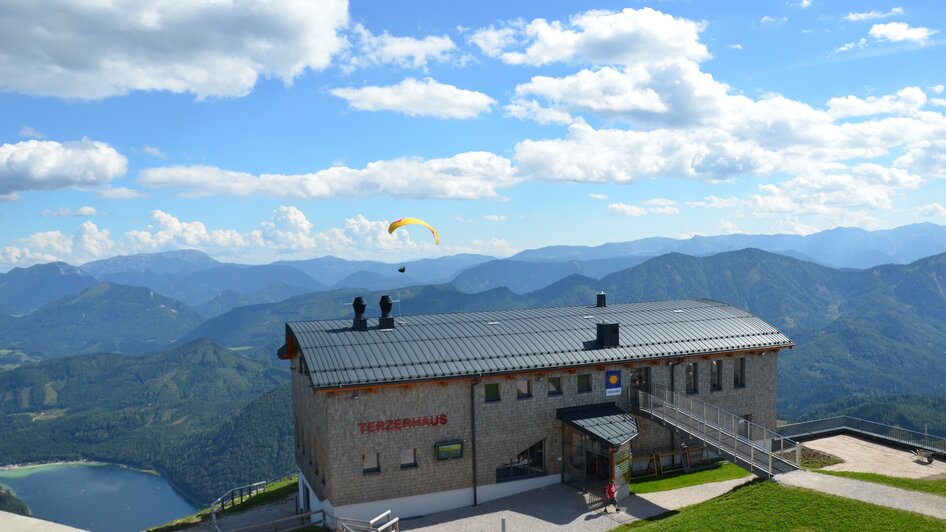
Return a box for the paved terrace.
[401,477,754,532]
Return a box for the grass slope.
[629,462,750,494]
[817,470,946,498]
[616,481,946,531]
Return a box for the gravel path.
[775,470,946,520]
[401,476,755,532]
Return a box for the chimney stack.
[352,296,368,331]
[596,322,619,348]
[379,295,395,329]
[596,292,607,308]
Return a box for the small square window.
[400,448,417,469]
[548,376,563,396]
[516,379,532,399]
[485,382,501,402]
[363,452,380,473]
[577,374,592,393]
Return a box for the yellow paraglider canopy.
[388,217,440,245]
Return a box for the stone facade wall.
[292,351,779,508]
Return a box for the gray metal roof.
[287,299,794,389]
[557,403,639,448]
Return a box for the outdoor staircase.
[635,386,800,479]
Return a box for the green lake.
[0,462,197,531]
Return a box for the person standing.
[604,479,617,512]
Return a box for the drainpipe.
[471,378,479,506]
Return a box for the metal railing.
[211,470,295,532]
[338,510,400,532]
[637,385,800,478]
[227,509,326,532]
[779,416,946,454]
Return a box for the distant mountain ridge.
[0,282,203,357]
[512,222,946,269]
[0,262,98,315]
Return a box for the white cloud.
[727,44,743,50]
[515,122,772,184]
[895,140,946,180]
[588,193,608,200]
[834,38,869,54]
[483,214,506,222]
[18,126,45,139]
[719,220,740,234]
[1,222,116,265]
[843,8,905,22]
[347,24,457,71]
[126,210,248,250]
[0,0,348,99]
[869,22,937,44]
[917,202,946,217]
[514,67,669,116]
[41,206,98,217]
[475,7,709,67]
[760,16,788,25]
[827,86,927,118]
[469,26,518,57]
[0,139,127,198]
[644,198,680,215]
[932,98,946,108]
[504,99,574,125]
[140,151,518,200]
[608,203,647,216]
[331,78,495,119]
[797,0,812,8]
[2,207,450,266]
[99,187,145,200]
[142,146,166,159]
[686,195,743,209]
[932,85,945,95]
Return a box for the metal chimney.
[352,296,368,331]
[596,292,607,308]
[596,322,619,348]
[379,295,395,329]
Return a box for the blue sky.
[1,1,945,269]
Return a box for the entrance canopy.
[557,403,639,448]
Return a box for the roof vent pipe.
[352,296,368,331]
[379,295,395,330]
[596,292,606,308]
[596,322,619,348]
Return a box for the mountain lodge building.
[278,294,794,522]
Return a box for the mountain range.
[2,223,946,504]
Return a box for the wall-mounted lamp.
[351,391,361,400]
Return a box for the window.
[516,379,532,399]
[577,373,592,393]
[711,360,722,391]
[734,358,746,388]
[548,376,563,396]
[496,440,545,482]
[436,441,463,460]
[362,452,380,473]
[686,362,698,394]
[400,448,417,469]
[485,382,501,402]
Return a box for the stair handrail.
[638,385,801,475]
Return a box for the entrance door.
[563,425,612,501]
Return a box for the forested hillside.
[0,339,287,503]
